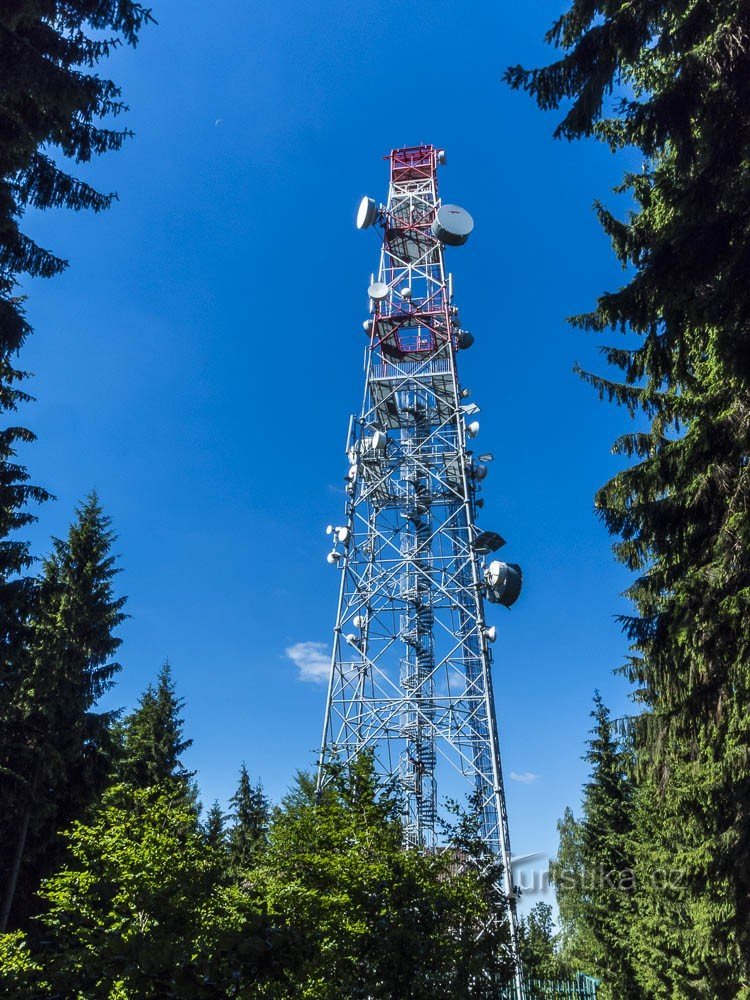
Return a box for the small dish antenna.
[431,204,474,246]
[356,196,378,230]
[371,430,387,450]
[368,281,389,301]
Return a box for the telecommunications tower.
[317,145,524,989]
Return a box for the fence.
[522,977,599,999]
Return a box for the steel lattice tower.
[317,145,524,993]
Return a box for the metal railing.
[513,977,599,999]
[371,358,451,381]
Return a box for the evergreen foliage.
[119,661,196,796]
[0,0,150,936]
[202,800,227,852]
[0,416,48,726]
[0,493,125,932]
[507,4,750,990]
[0,1,153,298]
[228,764,270,870]
[0,5,151,822]
[551,697,638,999]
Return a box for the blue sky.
[20,0,640,907]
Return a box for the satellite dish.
[356,196,378,230]
[484,625,497,643]
[431,204,474,246]
[368,281,389,301]
[457,329,474,349]
[467,421,480,439]
[437,149,447,166]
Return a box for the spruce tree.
[0,2,153,316]
[551,697,638,999]
[228,765,269,870]
[120,662,195,796]
[0,401,48,694]
[507,3,750,990]
[0,493,126,931]
[203,801,227,852]
[0,5,152,806]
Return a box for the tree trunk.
[0,754,40,933]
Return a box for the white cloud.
[510,771,538,784]
[285,641,330,684]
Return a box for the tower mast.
[318,145,524,994]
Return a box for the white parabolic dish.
[356,196,378,229]
[368,281,389,301]
[431,204,474,246]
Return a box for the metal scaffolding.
[317,145,524,996]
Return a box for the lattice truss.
[318,147,518,916]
